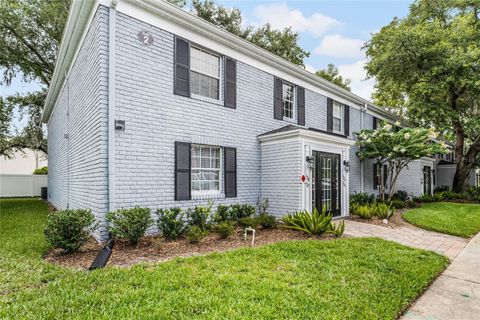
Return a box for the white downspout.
[107,3,116,215]
[360,103,367,193]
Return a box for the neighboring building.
[0,149,47,174]
[41,0,471,240]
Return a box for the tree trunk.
[452,122,480,191]
[453,161,473,192]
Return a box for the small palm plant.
[281,207,333,236]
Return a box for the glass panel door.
[313,151,341,216]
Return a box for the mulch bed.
[44,228,333,269]
[350,208,412,229]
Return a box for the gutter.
[107,3,116,213]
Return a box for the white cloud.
[314,35,365,59]
[253,3,341,37]
[304,64,317,73]
[337,60,375,100]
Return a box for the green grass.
[403,202,480,238]
[1,198,448,319]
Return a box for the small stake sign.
[137,31,153,46]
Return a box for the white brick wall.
[47,7,109,239]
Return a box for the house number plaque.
[137,31,153,46]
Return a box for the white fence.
[0,174,48,198]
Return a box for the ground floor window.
[191,145,222,195]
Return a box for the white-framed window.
[282,81,295,119]
[333,101,344,133]
[190,46,220,99]
[191,145,222,195]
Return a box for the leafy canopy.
[315,64,351,91]
[191,0,310,66]
[364,0,480,191]
[356,122,446,200]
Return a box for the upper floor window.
[191,145,222,195]
[333,101,344,133]
[190,46,220,99]
[282,82,295,119]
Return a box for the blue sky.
[216,0,413,99]
[0,0,413,102]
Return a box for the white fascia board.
[115,0,369,110]
[42,0,104,123]
[43,0,405,123]
[258,128,356,147]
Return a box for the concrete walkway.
[344,220,468,259]
[401,232,480,320]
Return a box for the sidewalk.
[344,220,467,259]
[401,232,480,320]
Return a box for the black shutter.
[383,164,388,186]
[372,116,377,130]
[297,87,305,126]
[274,77,283,120]
[224,57,236,109]
[224,147,237,198]
[344,105,350,136]
[174,37,190,97]
[327,98,333,132]
[175,142,191,200]
[373,163,378,190]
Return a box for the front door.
[312,151,341,217]
[423,166,432,195]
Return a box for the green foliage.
[373,202,395,219]
[350,192,376,206]
[364,0,480,191]
[187,202,212,230]
[406,200,421,208]
[44,209,97,253]
[191,0,309,66]
[186,226,207,244]
[257,214,277,229]
[392,190,409,201]
[238,216,260,229]
[156,207,186,240]
[328,220,345,238]
[33,166,47,175]
[256,197,269,216]
[281,207,333,236]
[434,185,451,193]
[351,204,375,219]
[213,221,235,239]
[356,124,446,200]
[212,204,232,223]
[315,64,351,91]
[106,207,153,245]
[230,203,256,220]
[389,200,406,209]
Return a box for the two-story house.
[42,0,470,240]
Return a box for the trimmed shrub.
[238,216,259,229]
[44,209,97,253]
[389,200,406,209]
[281,207,332,236]
[230,204,256,220]
[212,204,232,223]
[434,185,450,193]
[391,190,409,201]
[258,214,277,229]
[213,221,235,239]
[187,202,213,230]
[405,200,420,208]
[33,166,48,175]
[350,192,376,206]
[256,197,269,216]
[156,207,186,240]
[186,226,207,244]
[107,207,153,245]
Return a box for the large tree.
[191,0,309,66]
[364,0,480,192]
[0,0,70,157]
[315,64,351,91]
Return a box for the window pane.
[191,146,221,192]
[282,82,295,119]
[333,118,341,132]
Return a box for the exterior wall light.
[306,156,315,169]
[343,160,351,173]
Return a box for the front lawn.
[403,202,480,238]
[1,198,448,319]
